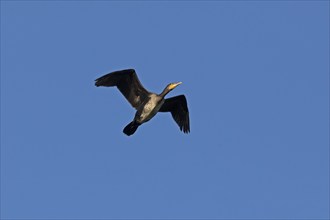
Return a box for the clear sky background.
[1,1,329,219]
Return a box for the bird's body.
[95,69,190,136]
[135,94,164,124]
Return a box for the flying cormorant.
[95,69,190,136]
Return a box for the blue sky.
[1,1,329,219]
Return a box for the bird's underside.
[95,69,190,136]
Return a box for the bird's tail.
[123,121,140,136]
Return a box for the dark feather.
[95,69,150,109]
[159,95,190,133]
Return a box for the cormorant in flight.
[95,69,190,136]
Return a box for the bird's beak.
[168,82,182,90]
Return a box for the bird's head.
[167,82,182,91]
[160,82,182,98]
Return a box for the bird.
[95,69,190,136]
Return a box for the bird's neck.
[159,87,170,98]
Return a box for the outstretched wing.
[159,95,190,133]
[95,69,150,109]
